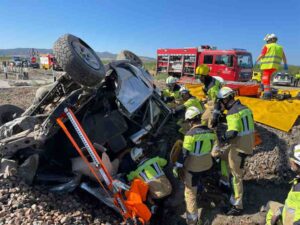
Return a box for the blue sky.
[0,0,299,64]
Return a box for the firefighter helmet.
[185,106,203,120]
[217,87,235,99]
[179,86,190,95]
[130,147,144,162]
[166,76,178,84]
[195,65,210,76]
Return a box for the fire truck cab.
[156,46,253,82]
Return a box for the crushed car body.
[0,34,171,220]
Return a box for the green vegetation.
[0,56,11,62]
[143,61,156,71]
[154,73,168,81]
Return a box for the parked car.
[272,72,297,86]
[10,56,23,67]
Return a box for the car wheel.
[53,34,105,87]
[0,104,24,126]
[116,50,143,67]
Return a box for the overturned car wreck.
[0,34,171,223]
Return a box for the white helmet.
[268,33,277,40]
[214,76,225,86]
[217,87,235,99]
[185,106,203,120]
[166,76,178,85]
[263,34,270,41]
[179,86,190,94]
[130,147,144,162]
[289,144,300,166]
[264,33,277,42]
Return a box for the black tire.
[53,34,105,87]
[116,50,143,67]
[0,104,24,126]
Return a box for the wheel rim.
[72,41,100,70]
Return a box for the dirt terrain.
[0,79,298,225]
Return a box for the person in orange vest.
[255,33,288,100]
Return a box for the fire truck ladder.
[56,107,139,224]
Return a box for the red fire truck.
[156,46,253,82]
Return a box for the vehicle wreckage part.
[0,104,24,126]
[53,34,105,87]
[33,83,56,104]
[56,108,137,223]
[18,154,39,185]
[82,110,128,154]
[49,173,82,193]
[116,50,143,67]
[115,67,153,114]
[0,130,38,157]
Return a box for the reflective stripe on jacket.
[226,100,255,154]
[127,157,167,183]
[182,125,216,172]
[183,126,216,155]
[260,43,283,70]
[226,101,254,136]
[184,97,204,112]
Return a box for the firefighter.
[195,64,221,102]
[255,33,288,99]
[195,64,221,128]
[265,144,300,225]
[173,106,217,225]
[175,86,204,112]
[162,75,181,103]
[127,147,172,200]
[217,87,255,215]
[174,86,205,134]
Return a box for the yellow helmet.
[195,65,210,76]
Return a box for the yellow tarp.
[186,84,300,132]
[185,84,205,100]
[237,97,300,132]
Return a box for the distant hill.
[0,48,155,61]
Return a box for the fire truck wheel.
[116,50,143,67]
[0,104,24,126]
[53,34,105,87]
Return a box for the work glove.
[172,163,184,179]
[284,64,288,71]
[172,167,179,178]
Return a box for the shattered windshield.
[115,67,152,114]
[237,54,252,68]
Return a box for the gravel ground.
[0,87,37,109]
[0,176,120,225]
